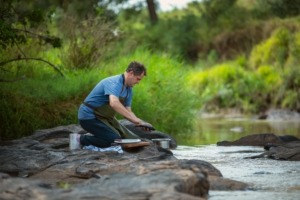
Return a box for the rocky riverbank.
[0,122,247,200]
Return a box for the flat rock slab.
[0,124,249,199]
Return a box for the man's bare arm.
[109,95,142,125]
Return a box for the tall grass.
[0,49,197,140]
[102,49,198,134]
[0,68,103,140]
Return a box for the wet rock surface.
[217,133,299,146]
[217,133,300,161]
[265,109,300,121]
[0,121,248,199]
[247,141,300,161]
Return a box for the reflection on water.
[174,118,300,146]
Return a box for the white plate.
[114,139,141,144]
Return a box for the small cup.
[69,133,81,150]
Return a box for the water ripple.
[173,145,300,199]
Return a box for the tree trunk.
[146,0,158,23]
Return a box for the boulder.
[216,133,300,161]
[247,141,300,161]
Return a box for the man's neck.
[123,72,129,86]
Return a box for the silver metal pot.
[152,138,171,149]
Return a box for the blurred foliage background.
[1,0,300,140]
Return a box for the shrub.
[249,27,291,69]
[249,23,300,70]
[59,16,117,70]
[188,61,270,113]
[275,66,300,110]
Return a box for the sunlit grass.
[0,48,198,140]
[101,48,198,134]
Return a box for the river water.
[172,118,300,200]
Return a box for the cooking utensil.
[152,138,171,149]
[114,139,141,144]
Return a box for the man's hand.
[136,121,155,131]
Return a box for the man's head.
[126,61,147,76]
[125,61,147,87]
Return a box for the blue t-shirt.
[78,74,132,120]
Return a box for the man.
[77,61,153,148]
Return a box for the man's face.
[127,71,145,87]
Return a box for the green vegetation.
[1,0,300,140]
[0,49,197,140]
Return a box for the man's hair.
[126,61,147,76]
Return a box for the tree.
[146,0,159,23]
[0,0,61,49]
[0,0,160,76]
[201,0,237,25]
[0,0,65,79]
[265,0,300,18]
